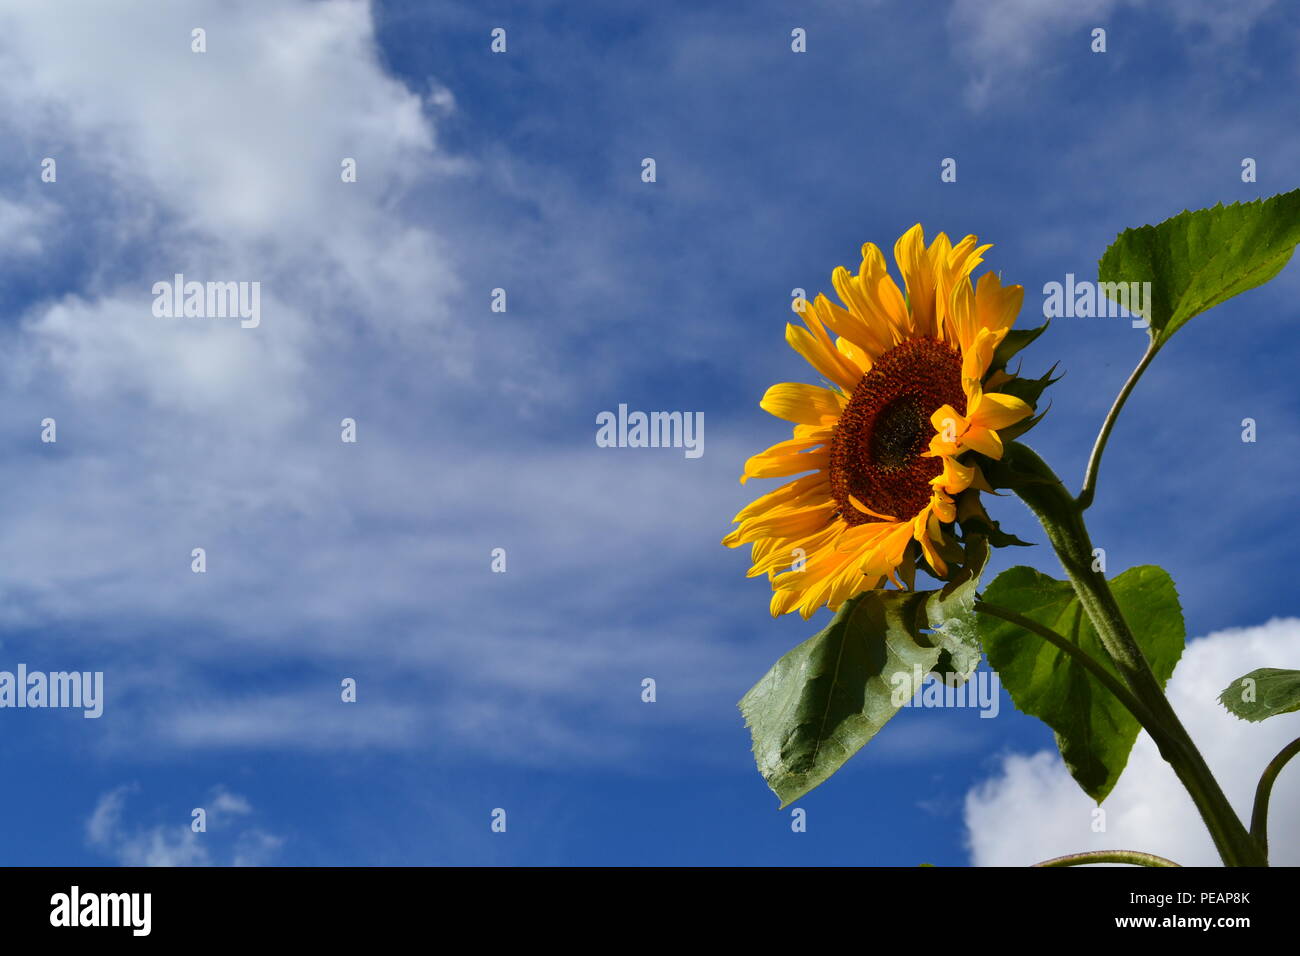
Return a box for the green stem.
[1076,341,1157,511]
[1006,442,1266,867]
[1250,736,1300,858]
[974,599,1159,732]
[1032,850,1181,868]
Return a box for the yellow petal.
[969,391,1033,431]
[893,223,934,335]
[875,273,911,340]
[959,425,1004,459]
[915,508,947,577]
[848,495,898,522]
[789,301,866,391]
[928,403,967,456]
[732,473,829,522]
[929,490,956,524]
[786,323,861,392]
[831,574,884,612]
[815,293,890,360]
[729,502,837,544]
[930,456,976,494]
[946,279,976,351]
[974,270,1024,336]
[745,525,841,577]
[759,382,844,425]
[961,325,1003,383]
[866,521,915,575]
[770,586,804,617]
[740,438,829,483]
[930,233,962,332]
[835,336,872,375]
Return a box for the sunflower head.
[724,224,1050,619]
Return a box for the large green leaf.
[1098,189,1300,352]
[740,590,935,808]
[740,540,989,807]
[979,565,1185,803]
[1218,668,1300,722]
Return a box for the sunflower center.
[829,337,966,526]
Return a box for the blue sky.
[0,0,1297,866]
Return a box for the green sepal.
[999,362,1061,409]
[991,320,1049,373]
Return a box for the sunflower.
[724,224,1040,619]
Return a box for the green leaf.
[740,590,935,807]
[1218,668,1300,722]
[740,541,990,807]
[979,565,1185,802]
[1098,190,1300,352]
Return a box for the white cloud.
[13,292,311,423]
[210,790,253,816]
[948,0,1280,110]
[0,194,52,256]
[0,1,510,752]
[0,0,463,376]
[86,784,282,866]
[949,0,1117,109]
[0,0,447,233]
[160,692,423,750]
[964,617,1300,865]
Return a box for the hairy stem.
[1032,850,1181,868]
[1006,442,1266,866]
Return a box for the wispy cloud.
[86,784,283,866]
[947,0,1284,110]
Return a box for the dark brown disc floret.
[828,337,966,526]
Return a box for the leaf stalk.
[1076,341,1157,510]
[1250,735,1300,858]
